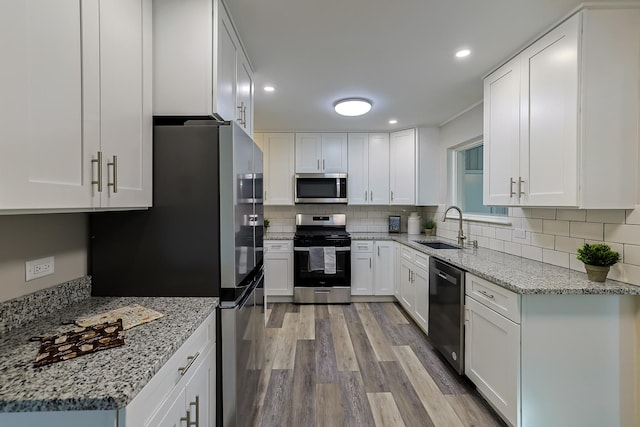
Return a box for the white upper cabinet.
[295,133,347,173]
[0,0,151,211]
[347,133,390,205]
[153,0,254,135]
[415,128,439,206]
[389,129,416,205]
[261,133,295,205]
[484,7,640,208]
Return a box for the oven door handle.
[294,247,351,252]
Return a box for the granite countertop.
[264,232,295,240]
[0,296,218,412]
[350,232,640,296]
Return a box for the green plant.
[263,218,270,229]
[423,219,436,229]
[576,243,620,267]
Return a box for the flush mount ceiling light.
[455,49,471,58]
[264,85,275,92]
[389,119,398,124]
[334,98,372,116]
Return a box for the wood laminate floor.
[257,302,507,427]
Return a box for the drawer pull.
[188,395,200,427]
[178,352,200,376]
[478,290,495,299]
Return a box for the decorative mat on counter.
[76,304,164,330]
[33,320,124,367]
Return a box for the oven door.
[293,246,351,287]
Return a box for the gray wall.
[0,214,87,302]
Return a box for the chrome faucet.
[442,205,466,246]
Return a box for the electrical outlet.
[25,256,55,281]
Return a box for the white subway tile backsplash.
[512,231,531,245]
[623,245,640,266]
[504,241,522,257]
[557,209,586,222]
[542,249,570,268]
[569,257,586,273]
[528,208,556,220]
[495,228,512,241]
[608,262,640,286]
[586,210,626,224]
[531,233,555,249]
[522,218,543,233]
[555,236,584,254]
[625,209,640,225]
[521,245,543,262]
[543,220,570,236]
[489,239,505,252]
[605,224,640,245]
[509,208,527,218]
[569,222,603,240]
[482,227,496,238]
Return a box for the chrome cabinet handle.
[237,102,246,126]
[91,151,103,192]
[377,246,380,257]
[509,178,516,198]
[264,191,267,201]
[478,290,495,299]
[369,258,372,268]
[188,396,200,427]
[180,410,192,426]
[317,159,320,170]
[365,190,367,201]
[518,177,525,196]
[107,155,118,193]
[323,159,325,170]
[370,190,373,201]
[178,352,200,376]
[391,190,394,201]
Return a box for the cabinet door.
[263,133,295,205]
[347,133,369,205]
[215,0,238,121]
[321,133,348,173]
[413,266,429,332]
[483,57,521,206]
[389,129,415,205]
[184,347,214,427]
[236,52,254,136]
[351,252,373,295]
[520,14,579,207]
[264,253,293,296]
[373,242,394,296]
[0,0,96,209]
[99,0,152,208]
[295,133,322,173]
[399,259,414,310]
[368,133,390,204]
[465,296,519,426]
[145,386,186,427]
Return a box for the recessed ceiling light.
[334,98,372,116]
[389,119,398,124]
[264,85,275,92]
[455,49,471,58]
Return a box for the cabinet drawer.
[466,273,520,324]
[401,246,415,261]
[265,240,292,253]
[414,252,429,270]
[352,241,374,253]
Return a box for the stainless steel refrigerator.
[89,119,264,427]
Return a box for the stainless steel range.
[293,214,351,303]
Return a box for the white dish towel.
[323,247,336,274]
[308,247,324,271]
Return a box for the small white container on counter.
[407,212,421,235]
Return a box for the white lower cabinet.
[351,240,396,296]
[264,240,293,296]
[465,285,519,426]
[464,272,636,426]
[398,245,429,333]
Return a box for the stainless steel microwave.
[294,173,347,203]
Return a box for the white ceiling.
[225,0,615,133]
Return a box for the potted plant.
[263,218,270,232]
[576,243,620,282]
[423,219,437,237]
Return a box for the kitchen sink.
[413,240,461,249]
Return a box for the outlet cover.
[25,256,55,281]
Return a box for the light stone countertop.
[0,296,218,412]
[350,232,640,295]
[264,232,296,240]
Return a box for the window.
[451,141,507,217]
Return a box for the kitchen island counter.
[0,294,218,413]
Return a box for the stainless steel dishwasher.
[429,258,466,374]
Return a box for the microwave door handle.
[336,178,340,198]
